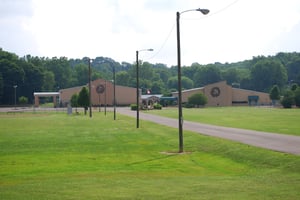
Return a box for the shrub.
[281,90,295,108]
[184,103,194,108]
[153,103,162,110]
[269,85,280,100]
[188,93,207,107]
[18,96,28,105]
[291,83,298,91]
[270,85,281,106]
[294,87,300,107]
[70,93,79,107]
[70,93,79,112]
[78,87,89,115]
[130,104,138,110]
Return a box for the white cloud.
[1,0,300,66]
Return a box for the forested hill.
[1,48,300,105]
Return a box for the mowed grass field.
[0,108,300,199]
[146,106,300,136]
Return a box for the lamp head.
[196,8,209,15]
[138,48,154,52]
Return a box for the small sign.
[211,87,221,97]
[96,84,105,94]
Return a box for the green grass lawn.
[0,111,300,199]
[146,106,300,136]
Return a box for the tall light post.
[99,60,117,120]
[136,48,153,128]
[113,64,116,120]
[177,8,209,152]
[13,85,17,109]
[88,58,92,118]
[104,80,107,116]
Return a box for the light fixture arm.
[180,8,210,15]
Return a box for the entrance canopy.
[33,92,60,107]
[34,92,60,97]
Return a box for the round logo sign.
[210,87,221,97]
[96,84,105,94]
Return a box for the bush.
[281,90,295,108]
[78,87,89,115]
[294,87,300,107]
[70,93,79,108]
[153,103,162,110]
[130,104,138,110]
[184,103,194,108]
[269,85,280,102]
[188,93,207,107]
[18,96,28,105]
[291,83,298,91]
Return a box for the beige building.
[59,79,137,106]
[34,80,271,107]
[172,81,271,106]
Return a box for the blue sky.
[1,0,300,66]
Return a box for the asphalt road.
[117,107,300,155]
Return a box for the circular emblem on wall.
[96,84,105,94]
[210,87,221,97]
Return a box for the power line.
[145,0,241,62]
[206,0,240,18]
[146,23,175,61]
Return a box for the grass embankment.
[146,106,300,136]
[0,111,299,199]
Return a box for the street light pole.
[113,65,116,120]
[99,60,117,120]
[136,48,153,128]
[176,11,183,153]
[13,85,17,109]
[136,51,140,128]
[104,80,107,116]
[176,8,209,153]
[88,58,92,118]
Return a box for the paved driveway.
[117,107,300,155]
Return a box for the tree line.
[1,48,300,105]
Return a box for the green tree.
[294,86,300,107]
[269,85,280,105]
[251,59,287,92]
[291,83,298,91]
[151,80,165,94]
[0,55,25,104]
[70,93,79,112]
[167,76,178,90]
[281,90,295,108]
[43,70,55,91]
[74,64,89,86]
[188,93,208,107]
[78,87,89,115]
[155,68,171,84]
[286,58,300,85]
[19,60,44,103]
[167,76,193,91]
[222,68,241,85]
[182,76,194,90]
[116,71,130,86]
[194,65,222,87]
[139,62,154,81]
[44,57,72,89]
[182,66,197,80]
[0,73,3,103]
